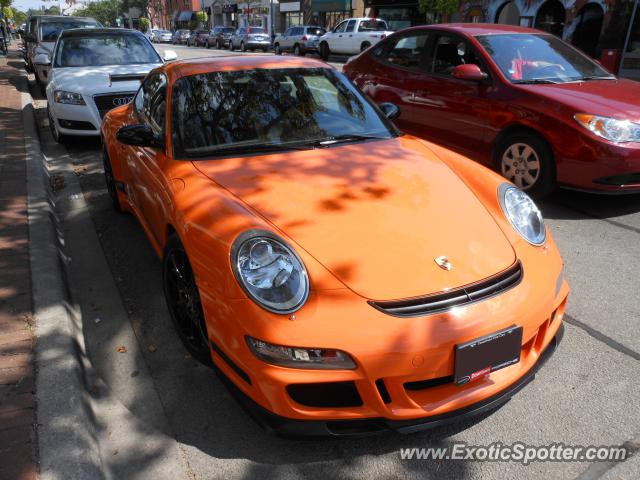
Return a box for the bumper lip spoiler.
[215,324,564,438]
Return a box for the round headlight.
[498,184,546,246]
[231,231,309,314]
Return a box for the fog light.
[246,337,356,370]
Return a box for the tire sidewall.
[495,132,556,198]
[162,235,212,366]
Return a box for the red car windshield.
[477,34,614,84]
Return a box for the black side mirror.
[379,102,400,120]
[116,124,163,149]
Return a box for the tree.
[12,8,27,25]
[2,6,12,20]
[195,11,207,28]
[73,0,123,26]
[418,0,459,23]
[139,16,150,31]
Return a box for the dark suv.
[207,26,235,49]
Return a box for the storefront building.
[281,1,303,29]
[310,0,354,29]
[363,0,422,30]
[475,0,640,77]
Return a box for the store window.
[283,12,303,30]
[377,8,412,31]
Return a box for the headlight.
[574,114,640,143]
[246,337,356,369]
[498,184,546,246]
[231,231,309,314]
[54,90,86,105]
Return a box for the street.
[23,45,640,479]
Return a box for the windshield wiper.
[578,75,616,81]
[314,134,391,146]
[513,79,560,84]
[185,141,313,158]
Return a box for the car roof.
[401,22,543,36]
[161,55,330,80]
[59,27,143,37]
[40,16,98,24]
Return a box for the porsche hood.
[193,137,516,301]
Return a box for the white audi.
[44,28,176,143]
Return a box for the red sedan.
[344,24,640,196]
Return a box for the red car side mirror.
[452,64,488,82]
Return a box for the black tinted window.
[306,27,326,36]
[346,20,356,33]
[359,20,388,32]
[135,74,167,132]
[171,68,395,158]
[384,33,429,69]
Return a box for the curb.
[22,91,106,479]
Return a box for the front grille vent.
[93,93,135,118]
[370,261,523,318]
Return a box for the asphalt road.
[28,50,640,479]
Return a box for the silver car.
[229,26,270,52]
[153,30,172,43]
[274,25,326,56]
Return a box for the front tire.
[293,44,303,56]
[47,106,66,144]
[241,41,246,52]
[216,40,221,49]
[102,148,122,212]
[274,43,281,55]
[163,235,212,366]
[495,132,555,198]
[319,42,330,61]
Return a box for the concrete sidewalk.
[0,42,37,480]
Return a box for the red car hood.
[192,137,516,301]
[523,79,640,121]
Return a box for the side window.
[334,21,347,33]
[346,20,356,33]
[383,33,429,69]
[430,34,480,76]
[135,74,167,133]
[284,28,291,36]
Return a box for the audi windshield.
[171,67,399,158]
[53,32,162,68]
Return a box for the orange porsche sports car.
[101,56,569,436]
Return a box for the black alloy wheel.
[163,235,212,366]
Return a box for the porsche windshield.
[54,33,161,67]
[171,68,397,158]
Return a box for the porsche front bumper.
[201,232,569,436]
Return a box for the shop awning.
[178,11,193,22]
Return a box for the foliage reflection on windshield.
[171,68,395,158]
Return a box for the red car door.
[353,31,431,135]
[410,32,494,163]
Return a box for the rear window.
[306,27,326,36]
[40,20,99,42]
[358,20,388,32]
[248,27,266,34]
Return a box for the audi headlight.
[231,231,309,314]
[574,114,640,143]
[246,337,356,369]
[54,90,86,105]
[498,184,546,246]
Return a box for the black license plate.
[454,325,522,385]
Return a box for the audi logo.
[112,96,133,107]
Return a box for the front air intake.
[370,262,523,318]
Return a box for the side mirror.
[452,64,488,82]
[34,53,51,65]
[163,50,178,61]
[116,124,163,149]
[379,102,400,120]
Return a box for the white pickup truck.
[318,18,394,59]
